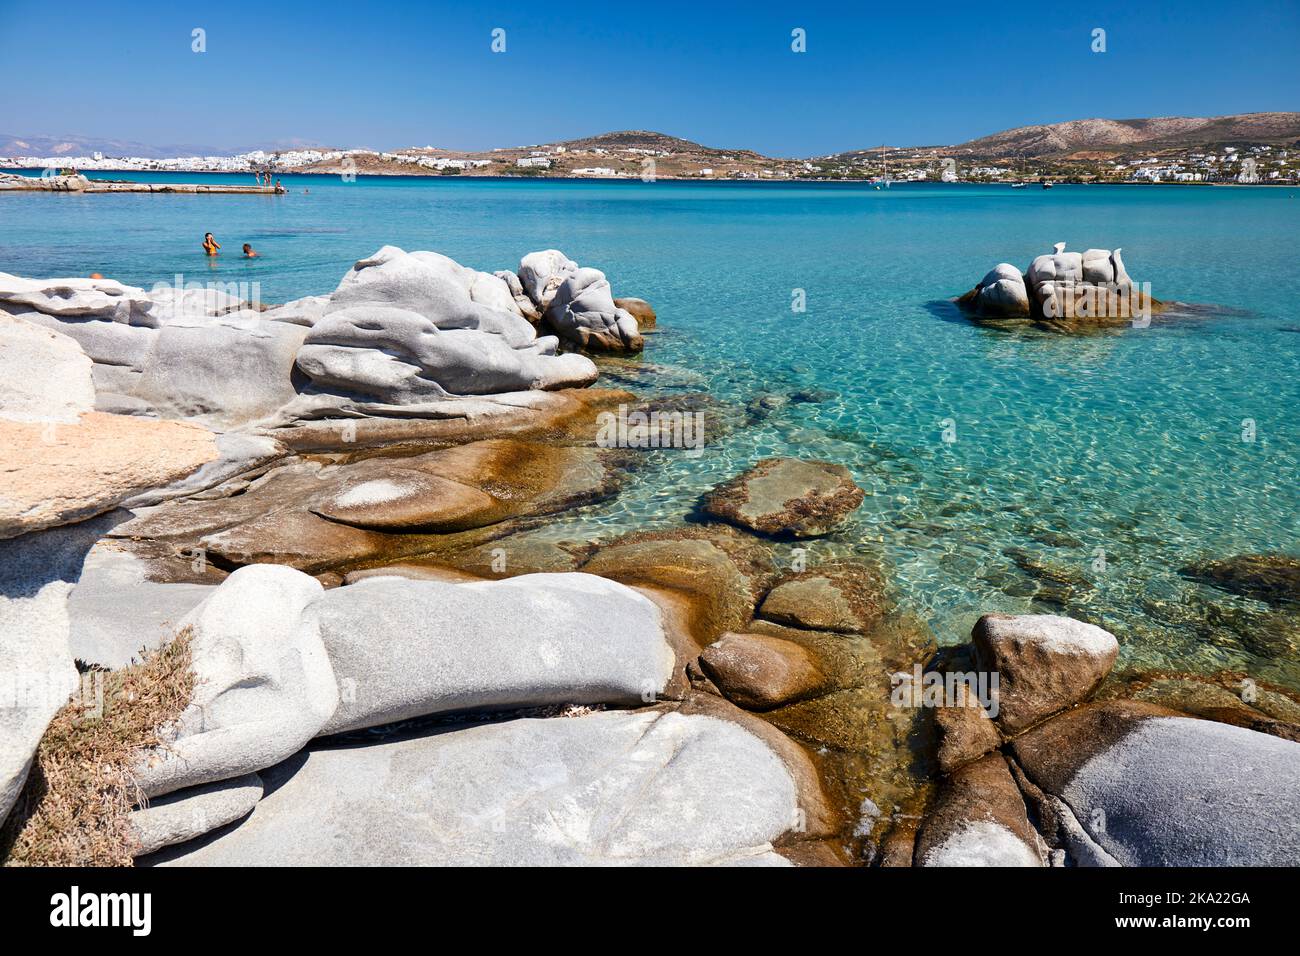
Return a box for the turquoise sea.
[3,171,1298,687]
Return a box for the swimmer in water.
[242,243,259,258]
[202,233,220,256]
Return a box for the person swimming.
[202,233,221,256]
[242,243,259,258]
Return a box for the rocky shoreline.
[1,247,1297,866]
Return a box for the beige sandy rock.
[0,412,217,539]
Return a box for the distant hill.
[543,129,770,160]
[949,112,1300,158]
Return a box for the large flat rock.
[0,412,218,540]
[153,710,799,866]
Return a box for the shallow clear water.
[3,172,1298,684]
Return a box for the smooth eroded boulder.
[545,268,643,353]
[915,754,1045,867]
[134,565,338,798]
[0,314,95,423]
[972,613,1119,734]
[1012,702,1300,866]
[314,572,675,734]
[698,632,827,711]
[132,773,263,857]
[132,315,308,427]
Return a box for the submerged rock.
[153,710,801,866]
[581,527,775,641]
[1179,553,1300,607]
[758,562,887,633]
[702,457,865,538]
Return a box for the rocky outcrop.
[972,613,1119,734]
[134,565,338,799]
[1011,702,1300,866]
[297,247,598,399]
[702,457,865,538]
[313,573,675,734]
[956,243,1159,325]
[1,244,649,432]
[152,710,801,866]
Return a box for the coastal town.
[3,115,1296,185]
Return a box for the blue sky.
[1,0,1296,155]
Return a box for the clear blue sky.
[2,0,1296,156]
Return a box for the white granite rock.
[0,516,116,824]
[518,249,579,310]
[132,772,263,857]
[154,710,799,866]
[316,572,676,734]
[134,565,338,799]
[131,314,308,427]
[545,267,643,353]
[66,542,213,669]
[0,314,95,424]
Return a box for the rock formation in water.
[957,242,1161,324]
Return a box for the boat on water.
[1040,179,1054,189]
[1011,182,1028,189]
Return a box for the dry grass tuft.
[0,628,195,867]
